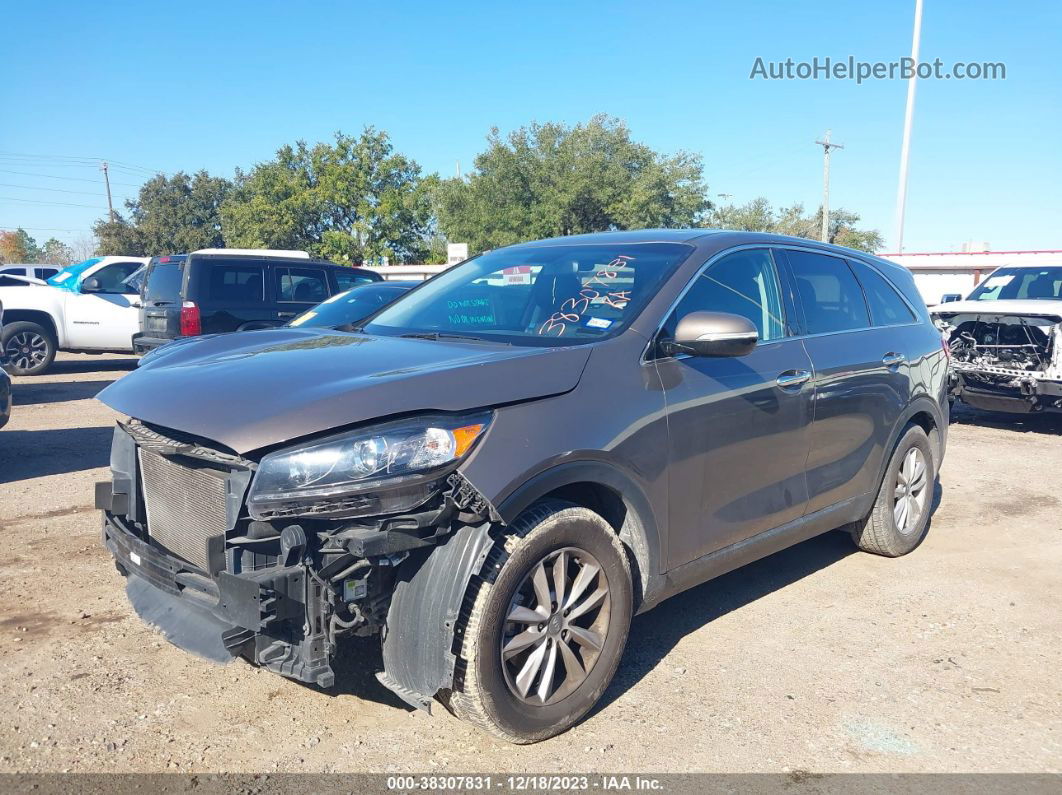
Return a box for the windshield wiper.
[399,331,509,345]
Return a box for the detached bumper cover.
[101,510,335,687]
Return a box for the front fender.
[378,521,495,711]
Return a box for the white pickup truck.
[0,256,149,375]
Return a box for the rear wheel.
[445,500,632,743]
[851,424,935,557]
[2,321,56,376]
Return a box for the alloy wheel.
[894,447,928,534]
[500,547,612,706]
[5,332,48,372]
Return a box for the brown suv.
[96,230,948,743]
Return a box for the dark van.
[134,249,381,352]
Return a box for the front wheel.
[445,500,633,743]
[2,321,57,376]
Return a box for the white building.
[879,248,1062,304]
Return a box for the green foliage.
[707,198,883,252]
[221,130,433,264]
[0,228,41,263]
[434,115,710,255]
[38,238,76,265]
[94,171,231,256]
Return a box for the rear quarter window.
[848,259,917,326]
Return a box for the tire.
[2,321,57,376]
[851,424,935,557]
[445,500,633,744]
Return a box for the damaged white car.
[932,265,1062,414]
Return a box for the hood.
[98,328,592,454]
[931,299,1062,320]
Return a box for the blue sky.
[2,0,1059,254]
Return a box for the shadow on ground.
[43,358,138,376]
[13,379,117,406]
[0,427,113,483]
[595,529,859,715]
[324,635,413,712]
[950,402,1062,435]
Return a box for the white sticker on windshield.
[289,312,316,326]
[586,317,613,329]
[53,272,72,282]
[982,274,1015,290]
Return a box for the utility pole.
[815,130,844,243]
[456,160,461,179]
[100,161,115,222]
[894,0,924,253]
[717,193,733,202]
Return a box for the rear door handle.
[277,311,297,318]
[882,352,907,367]
[776,369,812,390]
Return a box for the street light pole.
[894,0,924,253]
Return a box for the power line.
[0,168,143,187]
[0,196,110,210]
[0,181,120,197]
[0,152,165,175]
[1,225,94,233]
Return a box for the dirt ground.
[0,352,1059,774]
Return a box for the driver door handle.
[776,369,812,390]
[882,352,907,367]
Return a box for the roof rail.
[191,248,311,259]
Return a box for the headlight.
[247,412,491,520]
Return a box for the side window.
[664,249,786,342]
[785,250,870,334]
[90,262,141,293]
[334,269,376,292]
[277,267,329,303]
[848,259,916,326]
[207,264,265,304]
[36,267,58,280]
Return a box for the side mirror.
[668,311,758,357]
[939,293,963,304]
[81,277,102,293]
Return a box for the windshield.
[967,267,1062,301]
[47,258,101,291]
[363,242,693,346]
[143,259,186,304]
[289,283,412,330]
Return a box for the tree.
[434,115,710,254]
[94,171,231,256]
[221,129,433,264]
[0,228,40,264]
[707,198,883,252]
[38,238,76,266]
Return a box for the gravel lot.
[0,353,1059,774]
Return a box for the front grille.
[138,449,229,570]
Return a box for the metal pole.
[894,0,924,253]
[101,161,115,222]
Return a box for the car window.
[968,267,1062,301]
[365,242,692,346]
[36,267,58,280]
[277,267,329,303]
[848,260,916,326]
[90,262,142,293]
[663,248,787,342]
[206,264,265,304]
[144,261,184,304]
[289,285,410,330]
[786,250,870,334]
[334,268,377,292]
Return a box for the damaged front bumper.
[950,364,1062,414]
[96,418,499,702]
[101,507,338,686]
